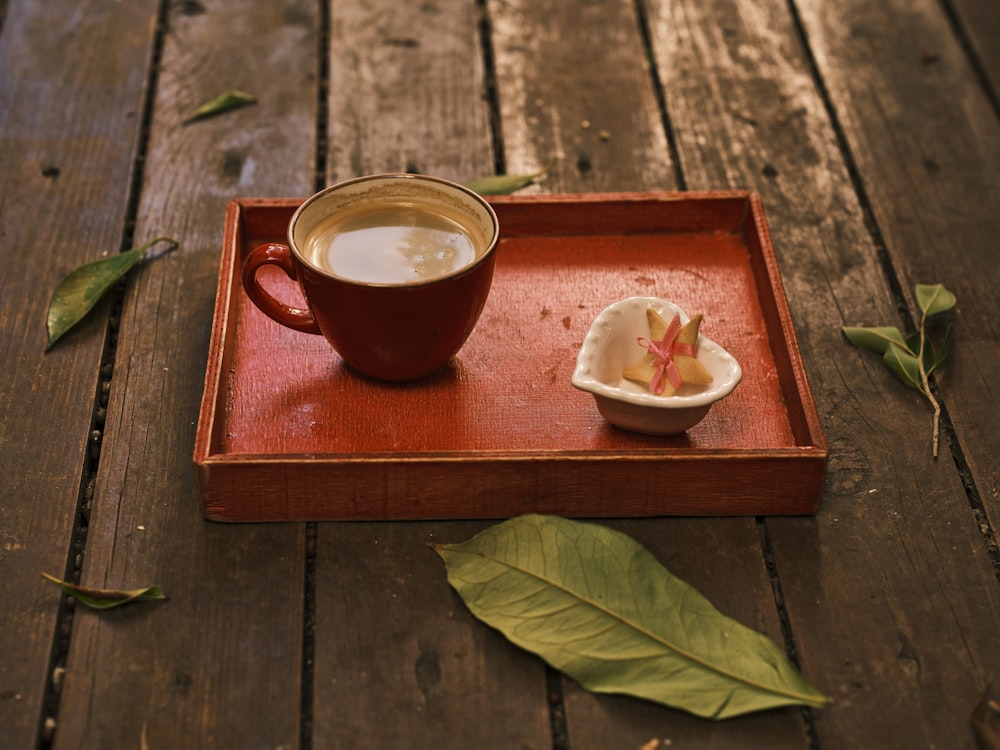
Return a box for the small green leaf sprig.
[843,283,956,457]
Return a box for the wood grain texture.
[645,0,1000,745]
[53,1,318,747]
[951,0,1000,91]
[785,0,1000,743]
[796,0,1000,526]
[489,0,809,744]
[314,522,550,748]
[489,0,675,192]
[4,0,996,747]
[312,1,552,746]
[326,0,495,183]
[0,0,157,745]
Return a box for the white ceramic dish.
[572,296,742,435]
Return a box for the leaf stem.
[916,306,940,458]
[140,236,180,259]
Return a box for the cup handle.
[241,243,322,334]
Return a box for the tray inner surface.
[213,201,794,459]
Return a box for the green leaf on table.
[926,327,953,374]
[433,514,830,719]
[183,89,257,124]
[45,236,178,351]
[842,283,956,457]
[41,572,166,610]
[883,342,921,389]
[465,163,553,195]
[915,283,957,316]
[902,330,951,377]
[842,326,907,355]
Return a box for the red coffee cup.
[242,174,500,381]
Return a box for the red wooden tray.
[194,192,827,521]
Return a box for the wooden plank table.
[1,0,997,747]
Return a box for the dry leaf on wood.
[183,89,257,124]
[42,572,166,610]
[433,514,830,719]
[465,162,553,195]
[45,236,177,350]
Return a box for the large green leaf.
[434,514,830,719]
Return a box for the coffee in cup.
[303,200,484,285]
[241,174,500,381]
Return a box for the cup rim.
[287,173,500,288]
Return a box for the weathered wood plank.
[784,0,1000,743]
[949,0,1000,98]
[644,0,1000,745]
[326,0,495,183]
[314,522,550,747]
[488,0,809,745]
[0,0,158,745]
[490,0,675,192]
[796,0,1000,523]
[53,2,318,747]
[312,2,550,747]
[5,2,993,749]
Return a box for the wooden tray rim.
[193,190,828,518]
